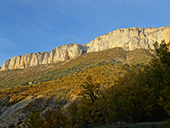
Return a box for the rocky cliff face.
[86,26,170,52]
[1,43,87,71]
[1,26,170,71]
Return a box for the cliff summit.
[1,26,170,71]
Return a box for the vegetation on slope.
[0,63,129,106]
[16,41,170,128]
[0,47,153,89]
[1,44,166,127]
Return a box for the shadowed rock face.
[1,26,170,71]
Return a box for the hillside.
[1,26,170,127]
[0,47,154,89]
[0,47,155,127]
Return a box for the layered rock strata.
[1,26,170,71]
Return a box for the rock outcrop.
[86,26,170,52]
[0,95,60,127]
[1,43,87,70]
[1,26,170,71]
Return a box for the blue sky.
[0,0,170,66]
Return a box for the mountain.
[0,47,154,127]
[0,26,170,127]
[0,47,154,89]
[1,44,87,71]
[1,26,170,71]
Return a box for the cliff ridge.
[1,26,170,71]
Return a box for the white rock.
[1,26,170,71]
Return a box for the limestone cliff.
[1,26,170,71]
[86,26,170,52]
[1,43,87,70]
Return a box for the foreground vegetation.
[15,41,170,128]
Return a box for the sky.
[0,0,170,66]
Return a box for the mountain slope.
[0,47,154,89]
[0,26,168,127]
[0,47,155,127]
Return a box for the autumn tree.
[107,70,162,122]
[68,75,109,127]
[43,107,69,128]
[153,41,170,116]
[154,41,170,66]
[18,110,44,128]
[67,101,83,128]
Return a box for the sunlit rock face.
[1,53,51,70]
[1,43,87,70]
[49,43,87,63]
[1,26,170,71]
[86,26,170,52]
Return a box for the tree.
[43,110,56,128]
[67,101,83,128]
[81,75,101,104]
[107,70,161,122]
[152,41,170,116]
[80,75,102,125]
[107,40,170,122]
[154,41,170,66]
[19,110,44,128]
[159,86,170,116]
[44,107,69,128]
[69,75,109,126]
